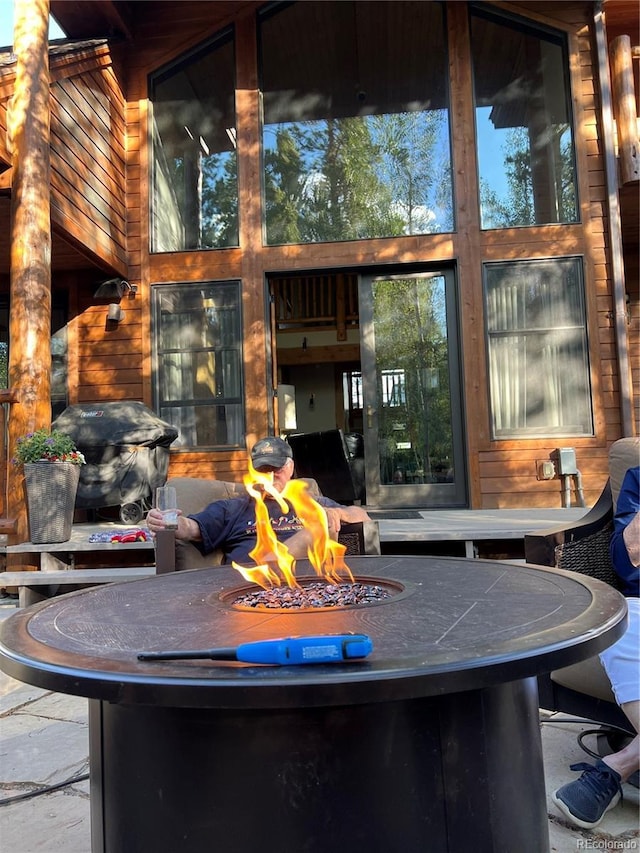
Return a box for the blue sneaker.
[552,760,622,829]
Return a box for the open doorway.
[271,272,361,436]
[269,269,467,508]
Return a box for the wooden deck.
[373,507,588,558]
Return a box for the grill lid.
[53,402,179,448]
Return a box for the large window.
[259,1,454,245]
[152,282,245,448]
[470,6,578,229]
[484,258,593,438]
[149,31,238,252]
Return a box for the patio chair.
[287,429,366,504]
[524,436,640,738]
[154,475,380,573]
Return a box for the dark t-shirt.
[189,492,341,565]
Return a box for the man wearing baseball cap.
[249,436,294,470]
[147,436,370,565]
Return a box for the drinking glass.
[155,486,178,529]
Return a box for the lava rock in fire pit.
[233,581,393,610]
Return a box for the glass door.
[359,271,467,507]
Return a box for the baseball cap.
[251,436,293,469]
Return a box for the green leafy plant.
[13,429,85,466]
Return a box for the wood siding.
[50,46,127,273]
[1,43,127,274]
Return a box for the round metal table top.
[0,555,627,709]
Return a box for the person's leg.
[598,600,639,779]
[601,700,639,783]
[552,600,639,829]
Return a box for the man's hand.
[324,505,371,539]
[146,507,201,542]
[623,512,640,567]
[325,508,341,539]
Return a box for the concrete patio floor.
[0,595,637,853]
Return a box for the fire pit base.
[93,678,545,853]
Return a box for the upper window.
[470,6,578,229]
[484,258,593,439]
[152,282,245,449]
[259,1,454,246]
[149,31,238,252]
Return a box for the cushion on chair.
[609,437,640,509]
[167,477,245,517]
[551,656,617,704]
[167,478,246,570]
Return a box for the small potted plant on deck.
[13,428,85,544]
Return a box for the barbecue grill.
[52,402,178,523]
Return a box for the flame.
[231,461,353,589]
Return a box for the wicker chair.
[524,437,639,735]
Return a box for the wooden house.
[0,0,637,543]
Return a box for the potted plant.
[14,428,85,544]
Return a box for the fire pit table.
[0,555,627,853]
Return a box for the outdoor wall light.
[107,303,124,323]
[94,278,137,299]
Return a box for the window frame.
[148,27,239,254]
[483,256,594,440]
[151,280,246,451]
[258,0,455,247]
[469,3,579,231]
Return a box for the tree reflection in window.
[150,31,238,252]
[470,6,578,229]
[260,1,454,245]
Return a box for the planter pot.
[23,462,81,544]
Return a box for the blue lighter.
[138,633,373,665]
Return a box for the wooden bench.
[1,523,155,571]
[0,567,157,608]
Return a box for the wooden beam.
[610,35,640,185]
[336,273,347,341]
[7,0,52,560]
[0,390,18,520]
[277,343,360,365]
